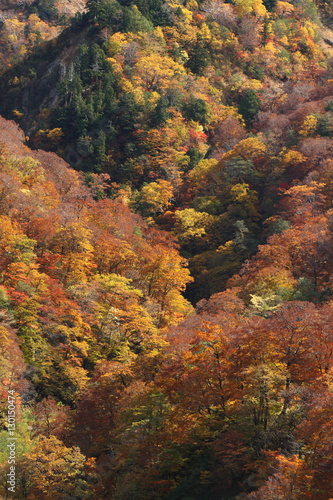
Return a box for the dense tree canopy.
[1,0,333,498]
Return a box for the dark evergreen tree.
[138,0,171,26]
[122,5,153,32]
[29,0,59,21]
[150,96,169,127]
[185,147,202,170]
[116,93,141,134]
[316,114,333,137]
[86,0,123,28]
[95,129,107,167]
[186,42,211,76]
[238,89,261,126]
[182,96,208,125]
[263,0,277,11]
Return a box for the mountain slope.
[1,2,333,498]
[2,0,332,302]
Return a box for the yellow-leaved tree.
[233,0,266,17]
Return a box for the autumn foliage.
[0,0,333,498]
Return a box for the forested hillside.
[0,0,333,498]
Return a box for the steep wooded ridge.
[2,0,333,304]
[1,0,333,499]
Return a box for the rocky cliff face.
[0,22,91,134]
